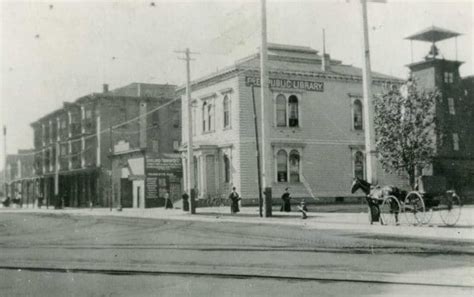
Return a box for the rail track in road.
[0,265,472,289]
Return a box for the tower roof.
[405,26,460,43]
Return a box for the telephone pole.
[359,0,385,185]
[260,0,271,217]
[176,48,198,214]
[54,141,59,204]
[3,126,7,200]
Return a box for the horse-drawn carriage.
[351,176,462,226]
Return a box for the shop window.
[276,94,287,127]
[172,112,180,128]
[353,99,363,130]
[354,151,365,179]
[277,150,288,182]
[223,95,230,129]
[289,150,300,183]
[452,133,459,151]
[448,97,455,115]
[223,155,230,183]
[288,95,299,127]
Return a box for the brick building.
[179,43,408,204]
[31,82,180,208]
[406,27,474,197]
[5,149,36,206]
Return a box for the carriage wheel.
[439,193,462,226]
[380,196,401,226]
[403,191,426,225]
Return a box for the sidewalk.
[2,204,473,241]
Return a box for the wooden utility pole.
[54,142,59,201]
[260,0,271,217]
[251,86,263,217]
[176,48,198,214]
[3,126,7,200]
[359,0,383,185]
[109,127,113,211]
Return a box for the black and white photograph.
[0,0,473,296]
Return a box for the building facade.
[5,149,36,206]
[407,27,474,198]
[180,44,408,204]
[31,83,180,208]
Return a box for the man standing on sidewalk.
[228,187,240,215]
[280,188,291,212]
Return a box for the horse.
[351,177,407,225]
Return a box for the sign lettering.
[245,76,324,92]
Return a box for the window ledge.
[223,126,232,131]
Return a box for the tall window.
[277,150,288,182]
[288,95,299,127]
[223,95,230,128]
[289,150,300,182]
[452,133,459,151]
[448,97,456,115]
[207,103,212,131]
[202,102,207,132]
[353,99,363,130]
[192,105,197,136]
[444,72,454,84]
[354,151,364,179]
[276,94,287,127]
[223,155,230,183]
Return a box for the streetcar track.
[0,265,471,289]
[1,242,472,256]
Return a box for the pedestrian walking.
[280,188,291,212]
[164,190,173,209]
[182,191,189,212]
[228,187,240,214]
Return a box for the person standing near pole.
[181,191,189,212]
[280,188,291,212]
[228,187,240,215]
[164,190,173,209]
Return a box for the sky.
[1,0,473,166]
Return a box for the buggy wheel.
[422,208,434,225]
[403,191,426,225]
[380,196,401,226]
[439,193,462,226]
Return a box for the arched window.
[288,95,299,127]
[354,151,364,179]
[207,103,212,131]
[276,94,286,127]
[289,150,300,183]
[202,102,207,132]
[223,95,230,128]
[223,155,230,183]
[277,150,288,182]
[353,99,363,130]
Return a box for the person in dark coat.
[164,190,173,209]
[280,188,291,212]
[228,187,240,214]
[182,191,189,212]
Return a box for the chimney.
[321,28,327,72]
[103,84,109,93]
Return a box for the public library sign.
[245,76,324,92]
